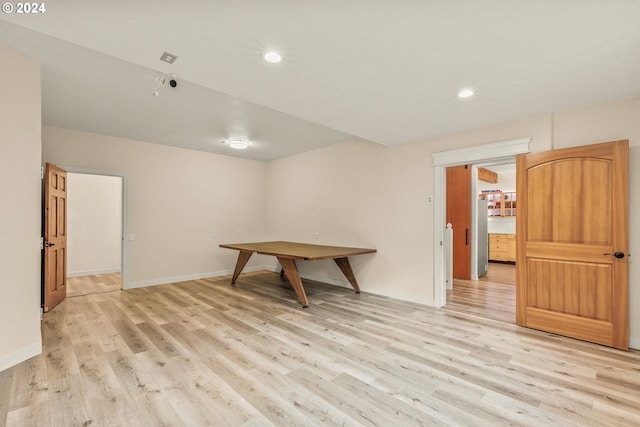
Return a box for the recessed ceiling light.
[457,89,475,98]
[228,140,249,150]
[264,51,282,63]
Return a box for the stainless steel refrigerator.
[477,198,488,277]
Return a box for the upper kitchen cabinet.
[482,191,516,217]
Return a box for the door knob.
[44,242,56,248]
[604,251,625,259]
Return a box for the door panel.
[44,163,68,312]
[516,140,628,349]
[446,165,471,280]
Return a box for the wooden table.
[219,241,376,307]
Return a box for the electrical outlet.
[128,234,135,241]
[427,195,433,204]
[211,231,217,239]
[315,232,320,240]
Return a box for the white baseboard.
[0,340,42,372]
[126,266,272,289]
[125,266,351,291]
[67,267,121,278]
[629,336,640,350]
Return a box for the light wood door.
[44,163,68,312]
[516,140,629,349]
[446,165,471,279]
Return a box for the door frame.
[62,166,129,290]
[432,137,531,306]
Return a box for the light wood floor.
[2,270,640,426]
[67,273,122,297]
[445,262,516,324]
[479,262,516,285]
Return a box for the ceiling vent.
[160,52,177,64]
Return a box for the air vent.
[160,52,177,64]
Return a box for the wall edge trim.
[0,340,42,373]
[126,266,272,289]
[67,268,121,277]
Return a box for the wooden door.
[516,140,628,349]
[44,163,68,312]
[446,165,471,280]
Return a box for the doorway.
[66,172,124,297]
[477,162,516,286]
[445,162,517,323]
[432,137,531,308]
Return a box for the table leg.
[334,257,361,293]
[231,250,254,284]
[276,257,309,308]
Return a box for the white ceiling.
[2,1,640,161]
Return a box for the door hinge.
[40,237,44,250]
[40,166,44,179]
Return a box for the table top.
[220,241,376,260]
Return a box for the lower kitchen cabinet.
[489,233,516,262]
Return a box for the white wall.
[67,173,122,276]
[487,216,517,235]
[266,114,552,304]
[477,164,516,193]
[42,126,269,288]
[0,44,42,371]
[266,98,640,348]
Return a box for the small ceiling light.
[457,89,475,98]
[264,51,282,63]
[228,140,249,150]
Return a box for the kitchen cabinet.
[489,233,516,262]
[481,191,516,217]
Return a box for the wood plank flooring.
[445,262,516,324]
[67,273,122,297]
[479,262,516,285]
[2,270,640,426]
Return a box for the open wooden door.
[446,165,471,279]
[516,140,628,349]
[44,163,68,312]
